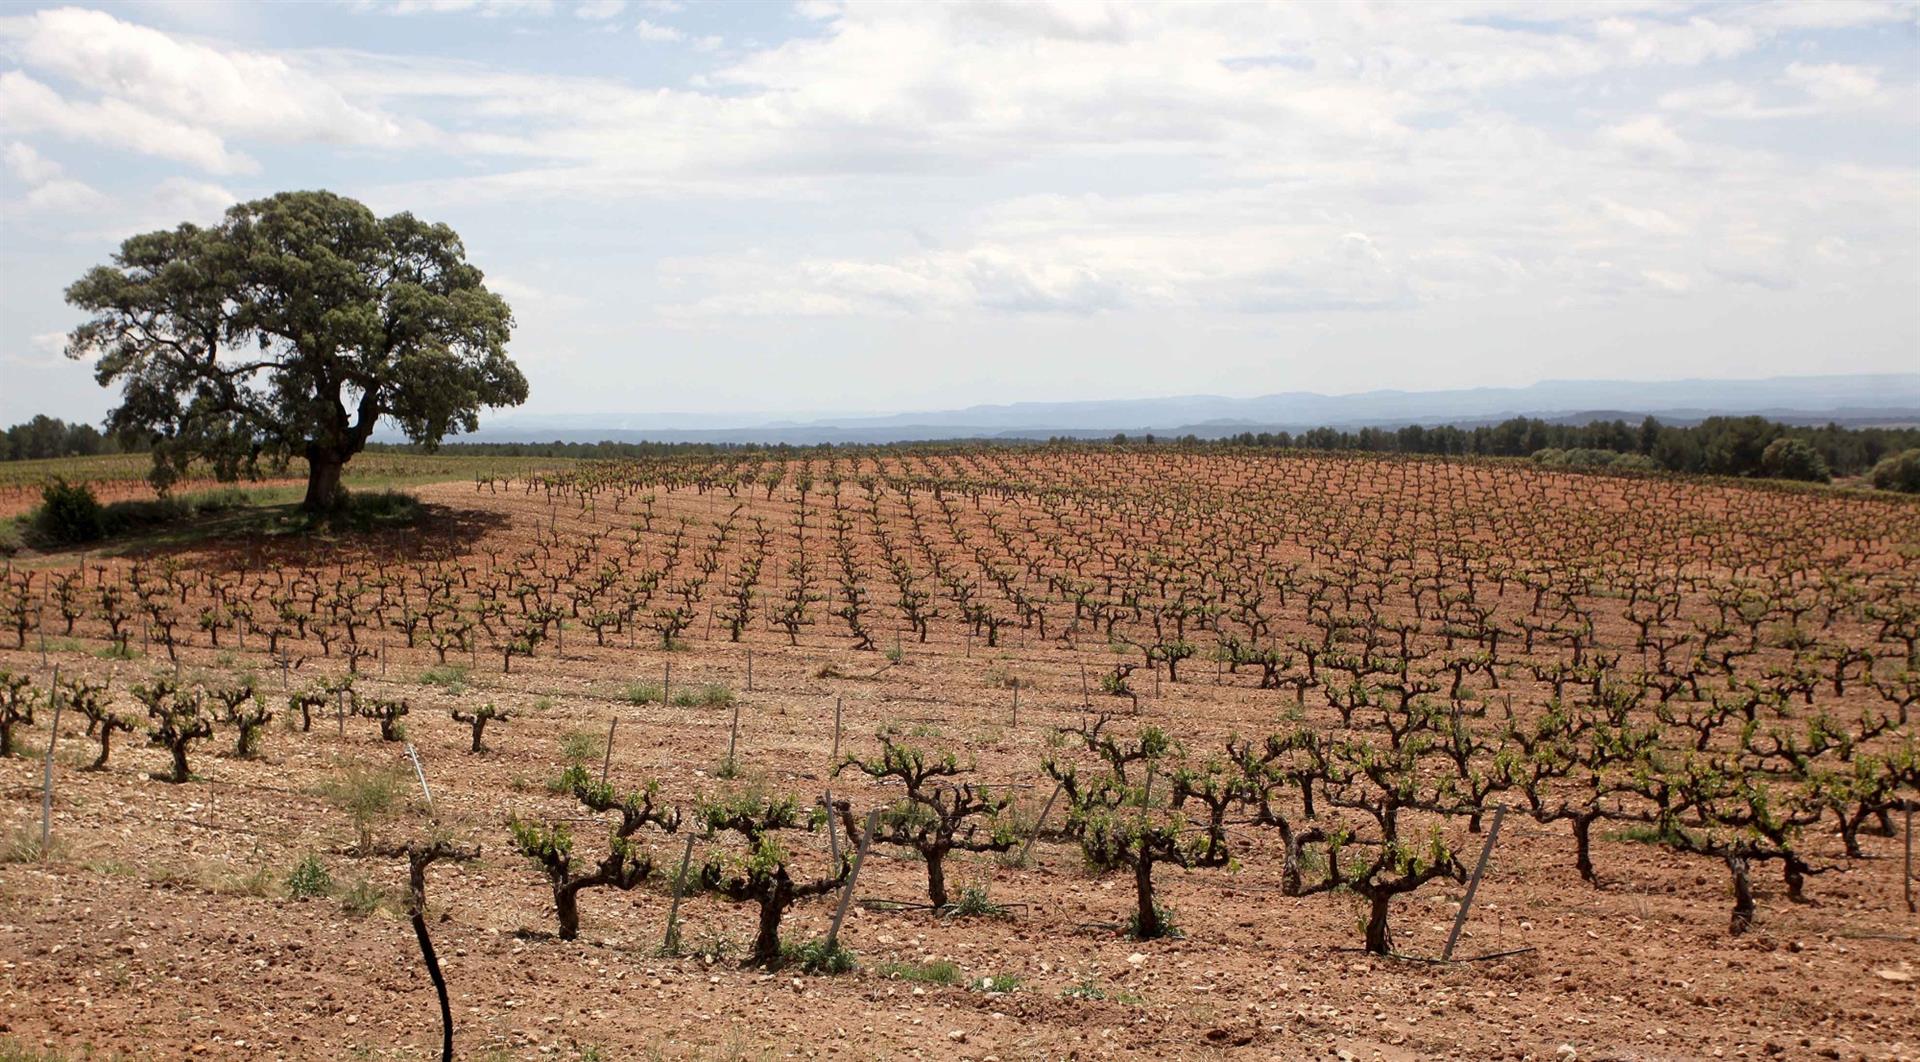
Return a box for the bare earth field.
[0,449,1915,1061]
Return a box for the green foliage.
[1869,449,1920,493]
[1127,902,1181,941]
[66,189,529,511]
[622,681,662,704]
[339,876,397,917]
[560,727,607,768]
[876,959,960,984]
[782,937,856,975]
[318,761,408,853]
[976,974,1021,993]
[34,477,105,544]
[942,884,1010,920]
[417,663,469,692]
[1759,437,1830,483]
[674,683,736,708]
[1530,448,1660,472]
[287,853,333,898]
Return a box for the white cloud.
[0,70,255,173]
[1599,115,1690,164]
[574,0,626,19]
[634,18,681,42]
[24,176,106,212]
[2,140,60,183]
[381,0,559,15]
[0,7,407,173]
[1783,61,1881,104]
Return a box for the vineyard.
[1,446,1916,1060]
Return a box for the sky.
[1,0,1917,428]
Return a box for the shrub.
[1759,437,1830,482]
[674,683,735,708]
[35,477,105,544]
[559,727,606,768]
[1869,449,1920,493]
[320,761,408,853]
[287,853,333,898]
[418,664,469,693]
[782,937,856,975]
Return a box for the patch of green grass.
[673,683,736,708]
[287,852,332,898]
[1062,976,1105,1001]
[418,663,470,693]
[876,959,961,985]
[622,681,662,705]
[781,937,856,975]
[560,727,607,768]
[975,973,1020,993]
[1610,824,1667,845]
[942,884,1010,920]
[339,876,397,917]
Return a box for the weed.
[876,959,960,985]
[781,937,856,975]
[559,727,607,769]
[418,664,469,693]
[287,853,332,898]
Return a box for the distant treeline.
[0,415,146,462]
[13,412,1918,484]
[1195,416,1920,479]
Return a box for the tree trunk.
[1364,892,1394,955]
[168,741,191,783]
[752,894,786,966]
[1726,855,1754,935]
[555,884,581,941]
[1132,856,1160,939]
[303,453,347,513]
[1573,813,1598,884]
[926,848,950,910]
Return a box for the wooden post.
[336,687,346,736]
[1443,804,1506,961]
[405,743,434,812]
[824,789,840,864]
[663,661,671,708]
[831,696,842,767]
[1011,682,1018,728]
[724,700,741,772]
[1906,804,1915,916]
[746,648,753,692]
[1017,782,1064,866]
[824,809,879,954]
[1080,663,1089,707]
[40,665,62,855]
[601,718,617,784]
[663,833,697,955]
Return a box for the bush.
[329,490,421,532]
[35,477,105,544]
[287,853,333,898]
[0,519,22,557]
[1869,449,1920,493]
[1759,437,1830,482]
[1530,448,1659,473]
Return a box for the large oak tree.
[66,190,528,512]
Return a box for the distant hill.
[451,373,1920,446]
